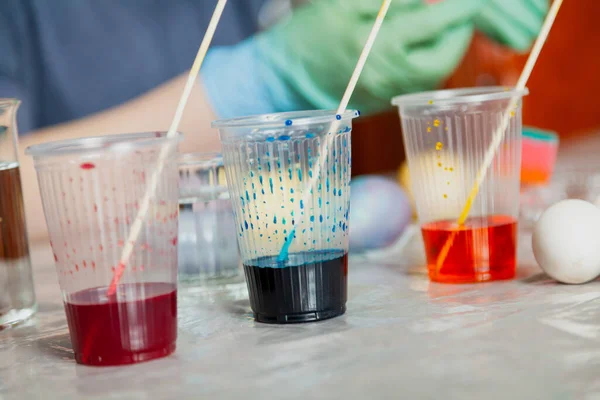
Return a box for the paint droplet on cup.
[171,237,178,246]
[80,162,96,170]
[436,142,443,150]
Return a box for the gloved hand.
[474,0,549,52]
[202,0,486,118]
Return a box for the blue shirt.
[0,0,265,134]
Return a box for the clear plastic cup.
[392,87,528,283]
[178,153,241,283]
[213,110,359,323]
[25,132,181,366]
[0,99,37,328]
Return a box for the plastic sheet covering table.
[1,228,599,399]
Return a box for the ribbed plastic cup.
[26,132,181,366]
[213,110,359,323]
[392,87,528,283]
[178,152,241,283]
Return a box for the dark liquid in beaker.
[64,282,177,366]
[243,250,347,324]
[0,163,36,320]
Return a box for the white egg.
[532,199,600,284]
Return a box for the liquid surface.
[64,282,177,366]
[421,215,517,283]
[244,250,347,324]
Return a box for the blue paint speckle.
[326,178,330,192]
[266,136,275,142]
[333,188,337,196]
[335,114,342,120]
[300,200,304,209]
[259,176,263,185]
[269,178,274,193]
[288,168,293,180]
[282,218,287,225]
[245,191,250,201]
[279,135,291,141]
[297,169,303,181]
[306,132,315,139]
[310,216,315,222]
[319,215,323,223]
[285,119,293,126]
[273,216,277,224]
[244,221,249,230]
[290,188,294,194]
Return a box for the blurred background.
[349,0,599,176]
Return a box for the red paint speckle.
[140,171,146,183]
[114,218,119,225]
[159,200,166,206]
[99,244,104,251]
[75,264,79,272]
[92,261,96,269]
[93,203,98,212]
[171,237,178,246]
[54,253,58,262]
[139,265,145,271]
[111,266,116,272]
[69,177,74,183]
[64,241,67,247]
[163,217,167,224]
[66,254,70,259]
[125,216,131,225]
[67,220,71,225]
[118,240,124,247]
[80,162,96,170]
[72,248,76,254]
[83,260,87,268]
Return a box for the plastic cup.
[178,153,241,283]
[26,132,181,366]
[392,87,528,283]
[213,110,359,323]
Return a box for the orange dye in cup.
[421,215,517,283]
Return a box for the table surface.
[2,226,600,400]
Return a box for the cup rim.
[25,131,183,158]
[211,109,360,129]
[178,152,223,166]
[391,86,529,107]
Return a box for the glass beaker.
[0,99,37,327]
[178,153,241,283]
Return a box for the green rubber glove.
[474,0,549,52]
[252,0,486,114]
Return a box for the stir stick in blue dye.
[275,0,391,262]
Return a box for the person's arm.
[20,72,218,242]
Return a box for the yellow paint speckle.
[427,127,432,133]
[444,126,448,131]
[447,181,450,185]
[428,100,433,105]
[449,167,454,172]
[433,119,440,127]
[443,194,448,199]
[510,111,515,118]
[435,142,443,151]
[444,167,448,171]
[437,162,442,167]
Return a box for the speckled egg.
[349,175,412,251]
